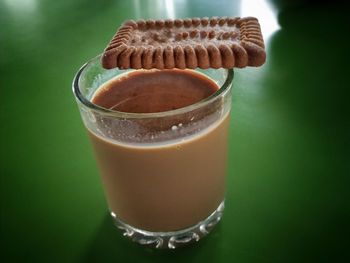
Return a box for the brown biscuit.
[101,16,265,69]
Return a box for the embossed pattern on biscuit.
[102,16,265,69]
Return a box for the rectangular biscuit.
[102,17,265,70]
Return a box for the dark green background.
[1,0,349,262]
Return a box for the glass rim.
[72,54,234,119]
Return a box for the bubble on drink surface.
[178,123,183,127]
[171,125,178,131]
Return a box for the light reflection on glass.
[240,0,280,42]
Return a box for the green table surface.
[1,0,349,262]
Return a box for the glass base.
[110,200,225,249]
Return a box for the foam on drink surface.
[88,69,227,149]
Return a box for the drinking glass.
[73,55,233,249]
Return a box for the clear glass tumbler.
[73,55,233,249]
